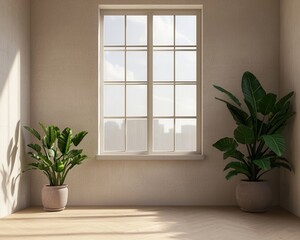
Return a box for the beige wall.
[30,0,280,206]
[280,0,300,217]
[0,0,31,217]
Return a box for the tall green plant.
[213,71,294,181]
[24,123,88,186]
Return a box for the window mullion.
[148,13,153,154]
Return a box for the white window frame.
[97,5,204,160]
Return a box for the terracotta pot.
[236,180,272,213]
[41,184,68,211]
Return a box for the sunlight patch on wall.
[0,51,21,217]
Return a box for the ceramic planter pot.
[41,184,68,211]
[236,180,272,213]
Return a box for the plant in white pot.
[213,71,294,212]
[24,123,88,211]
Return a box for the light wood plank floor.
[0,207,299,240]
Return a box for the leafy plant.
[24,123,88,186]
[213,71,294,181]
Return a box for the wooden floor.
[0,207,299,240]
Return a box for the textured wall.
[280,0,300,217]
[0,0,31,217]
[30,0,280,206]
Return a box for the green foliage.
[213,71,294,181]
[24,123,88,186]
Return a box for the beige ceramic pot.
[236,180,272,213]
[41,184,68,211]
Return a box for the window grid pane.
[126,85,147,117]
[104,16,125,45]
[175,118,197,151]
[104,119,125,152]
[127,119,148,152]
[153,118,174,152]
[126,15,147,45]
[153,15,174,46]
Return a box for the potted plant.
[213,71,294,212]
[24,123,88,211]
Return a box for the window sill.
[96,153,206,161]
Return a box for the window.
[98,7,203,160]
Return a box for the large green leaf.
[27,143,41,153]
[28,162,39,169]
[270,98,292,125]
[269,156,292,171]
[269,94,295,133]
[24,126,41,140]
[70,154,87,166]
[45,125,57,149]
[213,85,241,106]
[226,103,249,125]
[67,149,83,158]
[268,111,295,134]
[37,152,52,166]
[261,134,286,156]
[242,71,266,114]
[215,98,248,125]
[234,125,255,144]
[225,170,240,180]
[224,162,250,177]
[273,161,293,171]
[72,131,88,146]
[54,160,65,172]
[213,137,237,152]
[223,149,245,161]
[58,128,73,154]
[253,157,271,170]
[27,162,49,172]
[257,119,268,136]
[259,93,277,115]
[27,152,40,160]
[244,99,256,118]
[274,91,294,113]
[39,122,47,135]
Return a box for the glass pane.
[126,51,147,81]
[104,119,125,151]
[104,16,125,45]
[153,51,174,81]
[175,16,196,45]
[104,51,125,81]
[176,85,196,116]
[126,85,147,117]
[175,51,196,81]
[153,119,174,152]
[126,16,147,45]
[153,85,174,116]
[153,16,174,45]
[127,119,147,151]
[175,119,196,151]
[104,85,125,117]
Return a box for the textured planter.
[236,180,272,213]
[41,184,68,212]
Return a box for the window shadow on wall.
[0,121,25,213]
[0,2,31,215]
